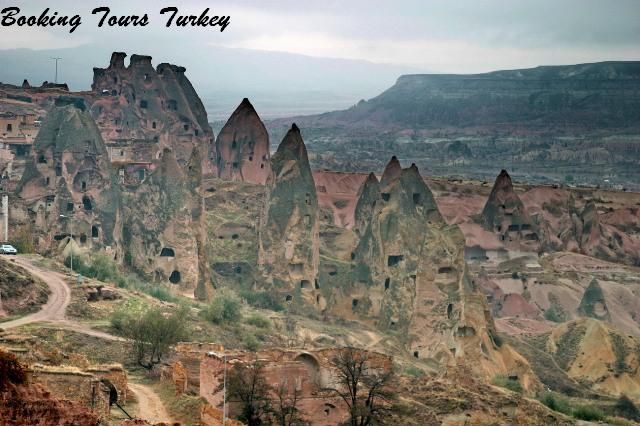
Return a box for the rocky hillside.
[269,61,640,189]
[0,259,48,317]
[285,61,640,132]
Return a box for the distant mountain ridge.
[281,61,640,132]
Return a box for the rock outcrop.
[122,146,212,295]
[349,158,533,380]
[90,52,215,173]
[258,124,319,305]
[17,99,121,257]
[215,98,271,184]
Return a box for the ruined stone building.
[167,344,392,426]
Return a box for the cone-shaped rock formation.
[18,100,121,256]
[216,98,271,184]
[258,124,319,305]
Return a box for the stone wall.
[28,366,111,419]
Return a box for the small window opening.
[384,278,390,290]
[169,270,181,284]
[381,193,390,202]
[81,181,87,190]
[66,202,74,212]
[285,294,293,302]
[413,351,419,358]
[160,247,175,257]
[82,196,92,211]
[92,226,99,238]
[352,299,359,308]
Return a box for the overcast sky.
[1,0,639,73]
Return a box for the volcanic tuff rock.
[215,98,271,184]
[122,146,211,294]
[90,52,215,172]
[258,124,320,304]
[353,172,380,236]
[350,158,534,381]
[17,100,121,257]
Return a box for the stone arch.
[100,379,118,405]
[294,352,321,387]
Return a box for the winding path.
[1,256,122,341]
[129,382,175,424]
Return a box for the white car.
[0,244,17,255]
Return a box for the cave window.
[113,76,117,84]
[249,156,253,161]
[286,294,292,302]
[66,202,74,212]
[233,162,239,169]
[38,154,46,164]
[328,269,337,276]
[45,177,50,185]
[352,299,359,308]
[350,252,355,260]
[235,266,242,274]
[111,90,117,96]
[152,121,156,129]
[447,303,453,319]
[300,280,311,289]
[305,193,311,205]
[316,294,321,304]
[81,181,87,191]
[168,99,178,111]
[438,266,453,274]
[387,255,404,266]
[231,141,237,149]
[120,150,124,157]
[500,234,505,241]
[138,169,145,181]
[413,351,419,359]
[140,100,148,109]
[55,164,62,176]
[413,193,422,205]
[194,129,199,136]
[260,164,264,169]
[6,123,12,132]
[160,247,175,257]
[92,226,99,238]
[384,278,390,290]
[80,234,87,244]
[183,124,189,131]
[82,196,92,211]
[381,193,390,202]
[231,234,239,240]
[169,270,181,284]
[315,279,319,289]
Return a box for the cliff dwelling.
[169,270,181,284]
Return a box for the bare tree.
[219,359,272,426]
[272,381,307,426]
[325,347,394,426]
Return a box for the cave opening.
[352,299,359,308]
[285,294,293,302]
[82,196,92,211]
[447,303,453,319]
[413,193,422,205]
[384,278,390,290]
[160,247,175,257]
[413,351,419,359]
[169,270,181,284]
[387,255,404,266]
[300,280,311,289]
[92,225,99,238]
[315,279,320,289]
[381,193,390,202]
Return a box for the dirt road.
[1,256,70,329]
[1,256,123,341]
[129,382,174,424]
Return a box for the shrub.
[615,394,640,421]
[204,290,242,324]
[0,351,27,389]
[242,332,260,351]
[540,392,571,415]
[572,405,605,422]
[111,305,190,369]
[492,375,523,393]
[404,366,425,378]
[245,313,271,329]
[239,289,284,312]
